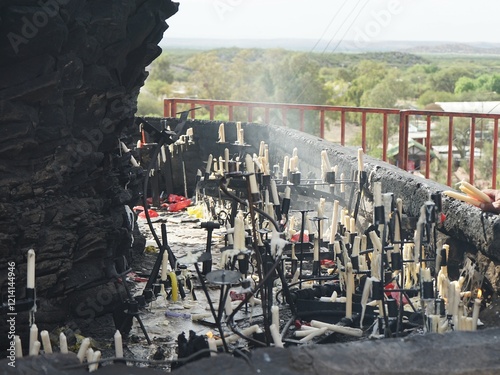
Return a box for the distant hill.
[161,38,500,55]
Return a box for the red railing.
[164,98,500,188]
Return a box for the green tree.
[148,54,174,83]
[427,66,473,93]
[454,77,477,94]
[186,51,232,100]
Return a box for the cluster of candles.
[18,325,125,371]
[204,121,486,341]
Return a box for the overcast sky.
[164,0,500,46]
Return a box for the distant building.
[428,101,500,114]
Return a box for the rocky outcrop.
[0,0,178,352]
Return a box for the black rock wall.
[0,0,178,351]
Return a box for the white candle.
[330,200,339,244]
[340,173,345,193]
[30,341,40,356]
[318,197,325,235]
[321,150,331,181]
[245,154,259,194]
[357,148,364,172]
[310,320,363,337]
[234,212,246,251]
[208,337,217,356]
[270,324,284,348]
[313,237,320,262]
[161,144,167,163]
[394,198,402,252]
[344,214,350,231]
[214,325,260,346]
[472,298,481,330]
[259,141,265,157]
[29,324,38,355]
[114,330,123,359]
[86,348,94,364]
[421,268,432,282]
[345,262,354,319]
[374,181,382,207]
[205,154,213,175]
[27,249,35,289]
[40,330,52,354]
[218,123,225,143]
[350,217,356,233]
[224,148,230,172]
[15,336,22,358]
[89,350,101,372]
[294,327,320,337]
[270,180,279,205]
[59,332,68,354]
[271,305,280,329]
[289,156,296,172]
[77,337,90,363]
[352,236,361,257]
[284,186,291,200]
[283,156,289,178]
[236,121,241,143]
[224,295,233,316]
[226,222,234,246]
[239,129,244,145]
[160,251,169,284]
[299,327,328,343]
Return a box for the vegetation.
[138,48,500,186]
